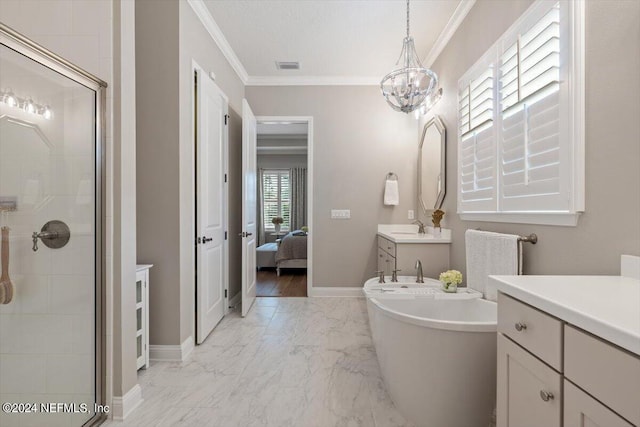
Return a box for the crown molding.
[246,75,381,86]
[423,0,476,67]
[187,0,249,84]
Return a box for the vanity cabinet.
[136,264,152,370]
[497,292,640,427]
[377,235,449,279]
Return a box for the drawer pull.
[539,390,554,402]
[514,322,527,332]
[387,246,392,250]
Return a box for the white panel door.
[241,99,257,317]
[196,72,227,343]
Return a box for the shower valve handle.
[32,231,58,252]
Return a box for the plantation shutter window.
[262,170,291,231]
[456,0,584,226]
[458,61,497,213]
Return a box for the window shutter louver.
[498,2,566,212]
[458,59,496,212]
[262,170,291,230]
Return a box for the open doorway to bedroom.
[255,119,311,297]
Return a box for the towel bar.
[474,228,538,244]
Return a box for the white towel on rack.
[465,229,520,301]
[384,179,399,206]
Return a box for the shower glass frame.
[0,23,107,427]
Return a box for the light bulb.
[3,91,17,107]
[42,106,52,120]
[24,98,36,114]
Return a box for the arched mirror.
[418,115,446,213]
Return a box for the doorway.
[254,118,313,298]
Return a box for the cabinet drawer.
[565,325,640,426]
[498,293,563,371]
[497,334,562,427]
[564,380,633,427]
[377,236,396,257]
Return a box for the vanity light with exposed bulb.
[0,88,52,119]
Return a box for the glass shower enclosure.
[0,24,105,427]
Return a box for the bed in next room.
[275,230,308,276]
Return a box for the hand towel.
[465,229,520,301]
[384,179,399,205]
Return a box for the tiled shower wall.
[0,1,114,426]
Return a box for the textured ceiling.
[203,0,462,78]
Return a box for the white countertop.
[377,224,452,244]
[136,264,154,272]
[490,275,640,356]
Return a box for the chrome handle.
[238,232,254,238]
[32,220,70,252]
[539,390,554,402]
[374,270,385,284]
[515,322,527,332]
[202,237,213,243]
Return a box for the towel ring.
[387,172,398,181]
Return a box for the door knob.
[202,236,213,243]
[238,232,253,238]
[515,322,527,332]
[539,390,554,402]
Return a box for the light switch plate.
[408,210,415,220]
[331,209,351,219]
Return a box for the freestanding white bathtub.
[364,277,497,427]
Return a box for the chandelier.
[380,0,438,114]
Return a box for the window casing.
[262,170,291,231]
[457,0,584,226]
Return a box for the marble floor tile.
[104,297,413,427]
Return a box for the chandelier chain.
[406,0,410,38]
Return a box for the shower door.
[0,25,105,427]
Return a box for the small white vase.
[274,224,281,233]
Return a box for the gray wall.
[424,0,640,276]
[246,86,418,286]
[136,0,245,346]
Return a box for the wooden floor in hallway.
[256,268,307,297]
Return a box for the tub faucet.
[413,220,426,234]
[375,270,386,284]
[391,269,401,283]
[415,260,424,283]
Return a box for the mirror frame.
[418,115,446,213]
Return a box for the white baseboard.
[111,383,143,421]
[149,335,194,362]
[621,254,640,279]
[310,286,364,297]
[229,291,241,308]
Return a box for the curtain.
[289,167,307,231]
[257,168,265,246]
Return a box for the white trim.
[149,336,194,362]
[569,0,586,212]
[186,0,249,84]
[256,116,313,297]
[423,0,477,67]
[459,212,581,226]
[246,75,381,86]
[310,287,364,297]
[111,384,143,421]
[229,290,241,308]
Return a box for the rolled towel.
[384,179,399,205]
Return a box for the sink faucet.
[391,269,401,283]
[415,260,424,283]
[413,220,426,234]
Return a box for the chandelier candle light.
[380,0,439,114]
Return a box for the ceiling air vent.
[276,61,300,70]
